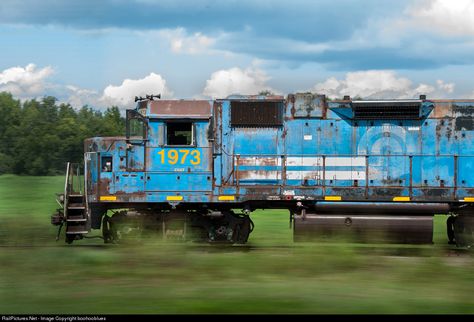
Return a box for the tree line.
[0,92,125,176]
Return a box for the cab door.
[126,109,146,171]
[116,109,145,194]
[146,119,212,192]
[85,151,98,199]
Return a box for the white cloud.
[65,73,175,109]
[0,64,174,109]
[203,66,275,98]
[323,0,474,65]
[312,70,454,99]
[158,28,216,54]
[0,63,54,98]
[436,79,455,93]
[0,63,100,108]
[64,85,100,108]
[406,0,474,36]
[101,72,173,107]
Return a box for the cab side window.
[129,117,146,138]
[101,156,112,172]
[166,122,193,146]
[126,109,147,141]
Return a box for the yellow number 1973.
[157,149,201,165]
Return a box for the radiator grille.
[231,101,283,127]
[353,101,421,120]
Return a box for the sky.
[1,0,474,110]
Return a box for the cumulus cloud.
[65,73,174,109]
[203,67,276,98]
[158,28,216,54]
[312,70,455,99]
[436,79,455,93]
[64,85,100,108]
[406,0,474,36]
[0,64,175,110]
[0,63,99,107]
[101,73,173,107]
[0,63,54,98]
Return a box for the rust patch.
[128,157,144,170]
[332,187,367,198]
[417,188,451,200]
[89,137,126,153]
[446,121,452,139]
[290,93,325,118]
[137,101,148,109]
[231,95,284,100]
[455,117,474,131]
[288,94,296,104]
[114,190,147,197]
[145,147,153,172]
[149,100,212,119]
[99,177,111,196]
[290,104,296,118]
[432,102,453,118]
[322,95,327,119]
[369,188,404,198]
[381,178,403,186]
[465,188,474,195]
[84,139,96,152]
[236,157,280,166]
[436,120,442,141]
[207,147,213,172]
[453,104,474,117]
[453,103,474,131]
[113,190,147,202]
[241,187,279,195]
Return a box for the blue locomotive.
[52,93,474,245]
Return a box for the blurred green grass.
[1,175,473,314]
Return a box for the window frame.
[126,109,148,144]
[164,121,196,147]
[101,156,113,172]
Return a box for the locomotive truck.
[51,93,474,246]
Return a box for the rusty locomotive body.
[52,93,474,245]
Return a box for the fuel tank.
[293,202,449,244]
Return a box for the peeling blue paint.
[84,96,474,204]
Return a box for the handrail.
[231,154,462,195]
[64,162,70,219]
[84,155,90,230]
[231,153,467,157]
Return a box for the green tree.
[0,92,21,174]
[0,93,125,175]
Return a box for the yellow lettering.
[179,149,190,164]
[157,149,165,163]
[168,149,178,164]
[190,150,201,165]
[157,149,201,165]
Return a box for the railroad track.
[0,242,471,258]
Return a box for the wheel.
[65,234,75,244]
[102,214,116,243]
[447,215,456,245]
[454,215,474,247]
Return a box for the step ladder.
[53,162,90,243]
